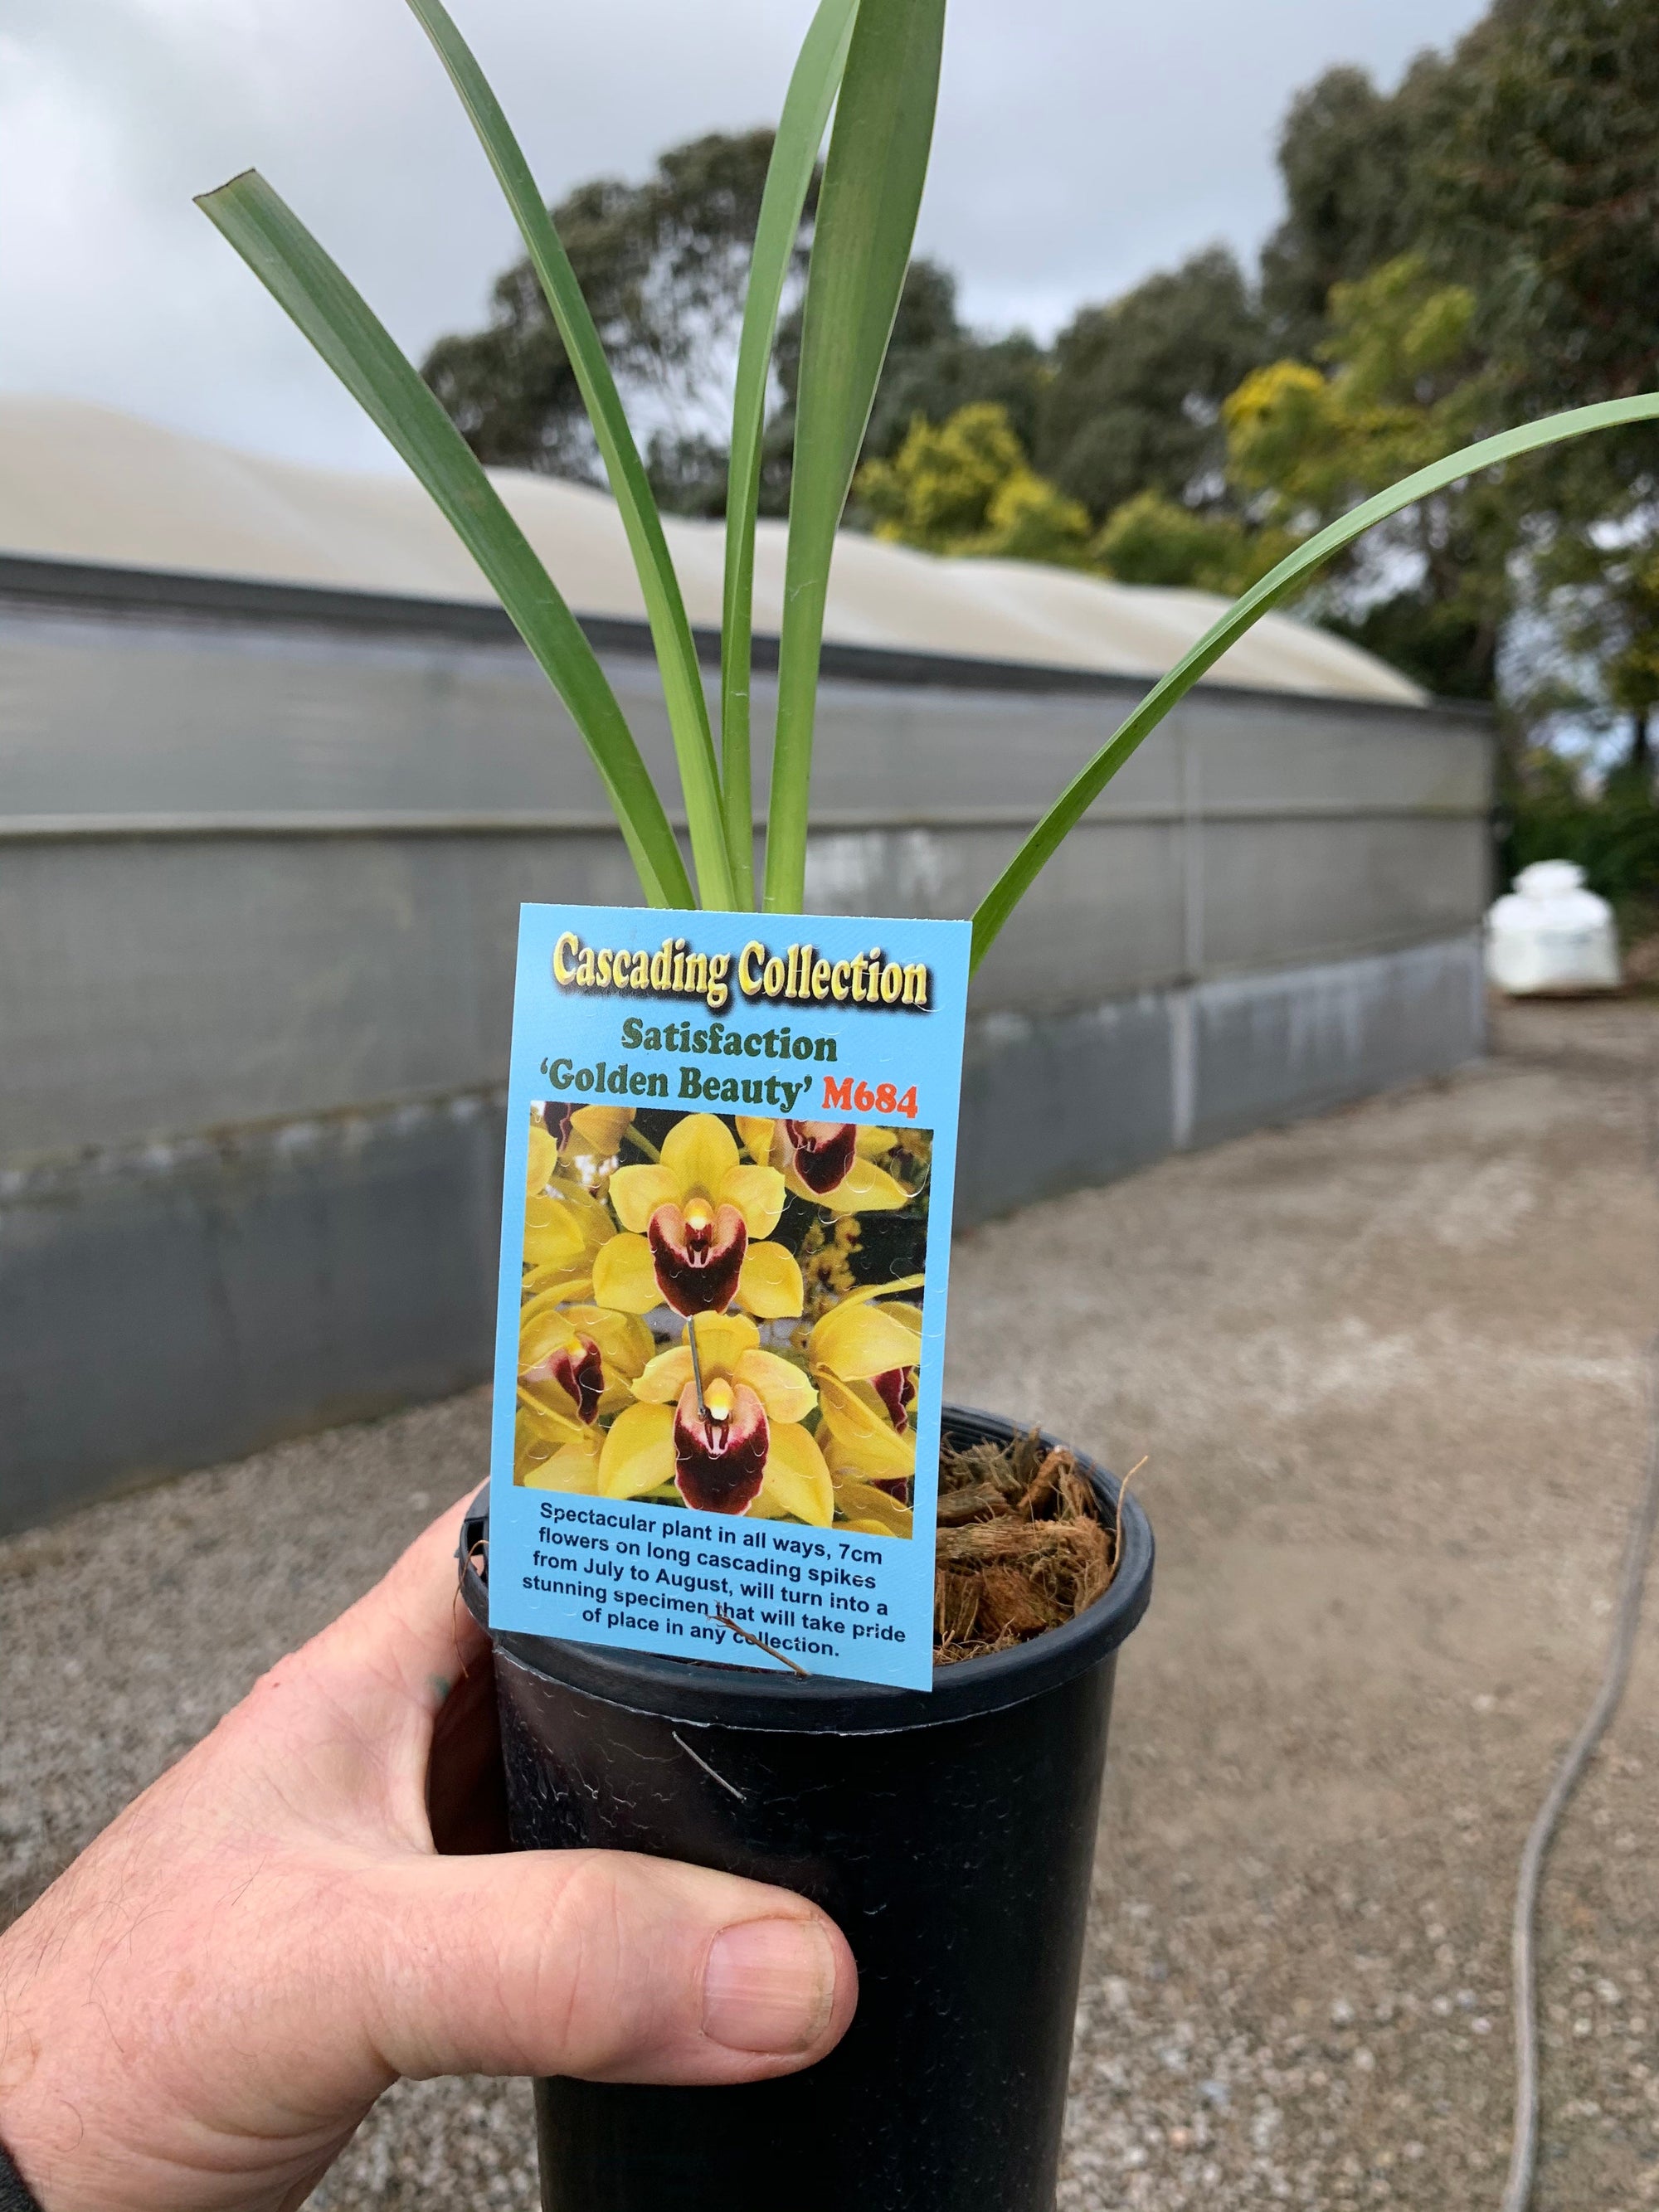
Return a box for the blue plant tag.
[486,903,971,1690]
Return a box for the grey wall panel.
[958,992,1175,1223]
[808,819,1191,1013]
[1187,693,1491,815]
[0,591,1483,829]
[1,813,1483,1162]
[0,1090,504,1536]
[1194,816,1493,975]
[0,834,629,1159]
[0,936,1486,1531]
[0,604,663,820]
[0,562,1498,1525]
[1190,936,1486,1146]
[0,821,1184,1157]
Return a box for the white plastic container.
[1485,859,1621,995]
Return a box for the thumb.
[357,1848,857,2087]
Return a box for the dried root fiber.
[932,1429,1120,1665]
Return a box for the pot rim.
[461,1403,1154,1735]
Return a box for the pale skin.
[0,1497,857,2212]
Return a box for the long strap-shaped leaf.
[721,0,860,904]
[197,170,693,909]
[404,0,736,911]
[763,0,946,915]
[969,391,1659,973]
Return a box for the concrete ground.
[3,998,1657,2209]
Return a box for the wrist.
[1,1919,66,2212]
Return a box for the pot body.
[463,1407,1154,2212]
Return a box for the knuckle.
[533,1852,666,2064]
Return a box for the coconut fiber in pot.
[932,1430,1122,1662]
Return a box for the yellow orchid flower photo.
[514,1098,932,1534]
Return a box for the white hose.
[1499,1332,1659,2212]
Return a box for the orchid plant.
[194,0,1659,1531]
[200,0,1659,975]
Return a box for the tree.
[1092,490,1292,600]
[1248,1,1659,730]
[1430,0,1659,760]
[861,262,1048,462]
[1258,58,1455,354]
[854,403,1093,567]
[1223,255,1510,698]
[1033,248,1270,523]
[414,0,1659,735]
[769,258,1048,513]
[1434,0,1659,413]
[423,129,802,493]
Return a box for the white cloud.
[1,0,1487,471]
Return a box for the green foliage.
[1505,751,1659,926]
[1424,0,1659,746]
[769,259,1047,510]
[645,430,729,518]
[410,0,1659,736]
[855,403,1092,566]
[196,168,693,910]
[406,0,734,907]
[721,0,859,901]
[1092,490,1291,600]
[859,262,1048,462]
[1321,595,1502,706]
[1258,58,1455,353]
[423,128,800,489]
[1221,255,1511,697]
[972,392,1659,970]
[1434,0,1659,414]
[1034,248,1269,523]
[201,0,1659,977]
[765,0,946,913]
[1531,521,1659,746]
[1227,259,1492,510]
[1249,0,1659,713]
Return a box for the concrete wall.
[0,557,1494,1529]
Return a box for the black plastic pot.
[459,1405,1154,2212]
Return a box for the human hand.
[0,1496,856,2212]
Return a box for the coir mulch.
[932,1429,1121,1664]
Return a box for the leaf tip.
[194,168,260,211]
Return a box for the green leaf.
[721,0,860,907]
[196,169,693,909]
[969,391,1659,974]
[404,0,736,910]
[763,0,946,915]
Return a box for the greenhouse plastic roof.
[0,397,1423,704]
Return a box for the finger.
[356,1850,857,2088]
[312,1490,490,1720]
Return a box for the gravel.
[3,997,1657,2208]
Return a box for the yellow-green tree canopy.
[854,403,1093,567]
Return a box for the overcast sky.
[2,0,1488,474]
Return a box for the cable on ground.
[1499,1280,1659,2210]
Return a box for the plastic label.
[487,902,971,1689]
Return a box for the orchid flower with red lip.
[737,1117,912,1216]
[514,1301,654,1490]
[523,1114,625,1301]
[598,1315,832,1522]
[594,1112,803,1321]
[805,1278,924,1534]
[539,1100,635,1168]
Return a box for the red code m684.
[822,1076,918,1120]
